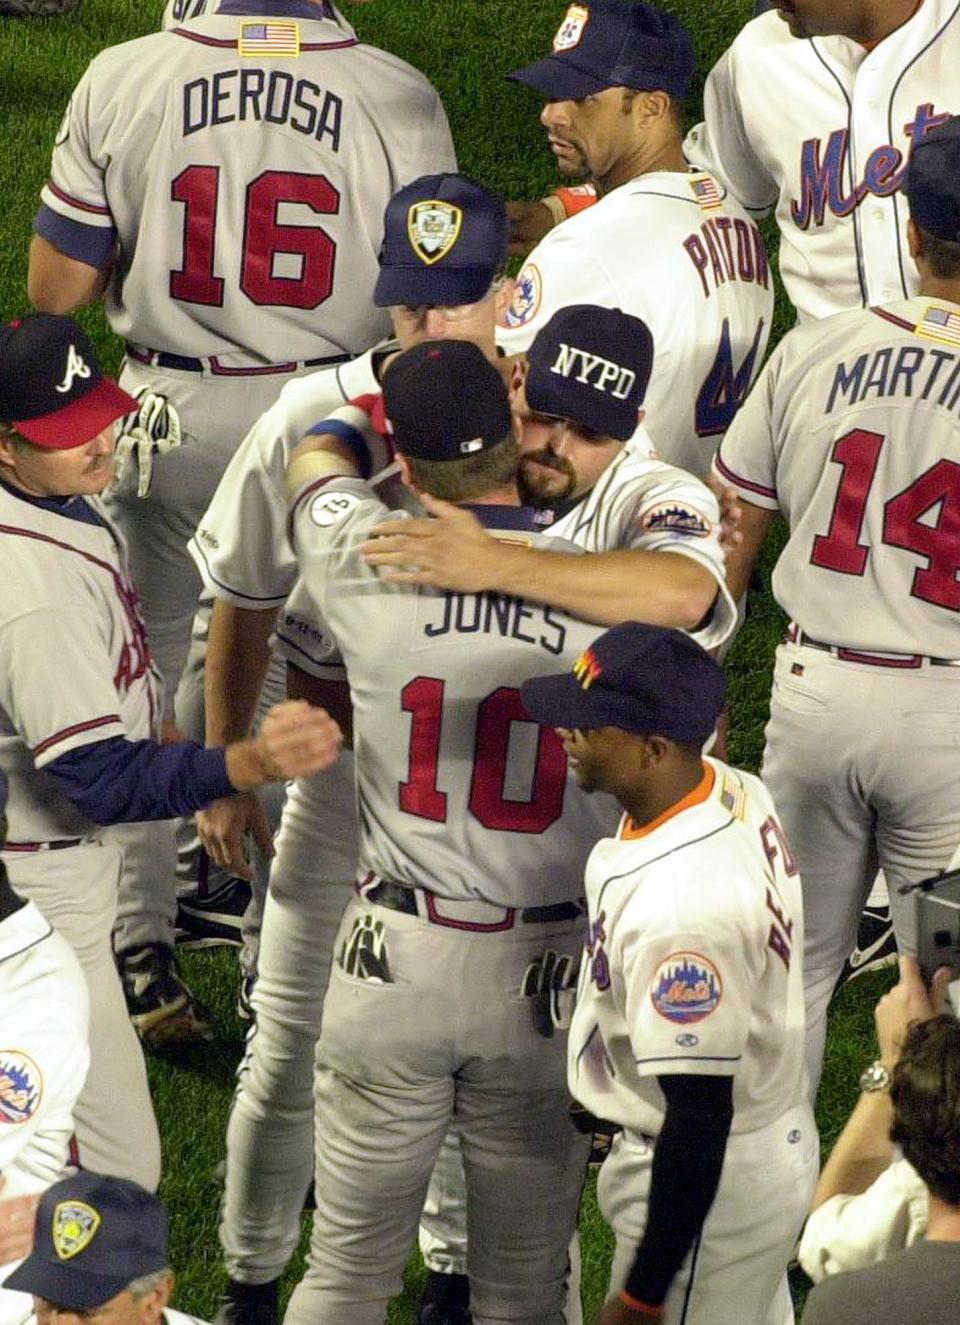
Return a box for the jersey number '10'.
[399,677,568,833]
[170,165,339,309]
[811,428,960,611]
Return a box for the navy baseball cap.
[0,314,137,451]
[4,1173,168,1309]
[374,175,508,308]
[904,116,960,243]
[382,340,512,462]
[509,2,695,103]
[521,622,726,742]
[526,305,654,440]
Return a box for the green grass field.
[0,0,895,1319]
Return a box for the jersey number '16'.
[170,165,339,309]
[399,677,568,833]
[811,427,960,611]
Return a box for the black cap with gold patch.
[4,1173,168,1310]
[374,173,508,308]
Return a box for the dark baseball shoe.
[117,942,217,1051]
[834,904,898,992]
[213,1278,279,1325]
[418,1271,471,1325]
[0,0,79,14]
[176,876,250,948]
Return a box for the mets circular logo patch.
[53,1201,101,1260]
[650,953,722,1024]
[506,264,542,328]
[407,200,463,266]
[0,1050,43,1125]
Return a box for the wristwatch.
[859,1059,892,1093]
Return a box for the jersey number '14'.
[399,677,568,833]
[811,427,960,611]
[170,165,339,309]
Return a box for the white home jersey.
[38,8,455,363]
[0,487,161,846]
[541,431,737,651]
[497,171,773,480]
[685,6,959,322]
[284,474,619,906]
[568,758,806,1136]
[714,296,960,657]
[189,347,389,605]
[0,901,89,1325]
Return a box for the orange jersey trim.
[619,763,716,841]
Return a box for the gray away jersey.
[282,475,621,907]
[38,6,455,362]
[715,296,960,656]
[0,488,161,845]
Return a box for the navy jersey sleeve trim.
[34,205,117,269]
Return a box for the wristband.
[618,1290,665,1318]
[305,416,373,479]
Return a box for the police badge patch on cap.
[407,201,463,266]
[53,1202,102,1260]
[553,3,590,51]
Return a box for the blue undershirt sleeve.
[46,736,236,824]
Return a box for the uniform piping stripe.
[712,453,776,499]
[596,818,737,913]
[33,713,121,757]
[809,41,868,308]
[171,25,358,49]
[274,628,330,669]
[634,1053,741,1065]
[0,924,54,965]
[188,539,288,606]
[870,306,916,332]
[45,180,111,217]
[679,1229,704,1325]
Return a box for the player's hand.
[196,792,273,882]
[0,1178,39,1266]
[255,701,343,781]
[507,199,558,257]
[596,1294,663,1323]
[359,493,501,591]
[874,954,952,1067]
[717,485,743,553]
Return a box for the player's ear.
[906,217,922,262]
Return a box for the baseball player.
[360,304,736,649]
[497,1,774,482]
[684,0,959,323]
[521,623,818,1325]
[4,1172,209,1324]
[712,116,960,1092]
[27,0,455,1015]
[194,174,512,1325]
[276,339,629,1325]
[0,770,90,1325]
[0,313,342,1187]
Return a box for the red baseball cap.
[0,314,137,450]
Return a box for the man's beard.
[518,451,577,507]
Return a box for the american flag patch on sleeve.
[915,304,960,348]
[239,20,300,56]
[689,174,723,211]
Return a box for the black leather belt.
[126,344,351,375]
[365,879,583,926]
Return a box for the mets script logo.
[55,344,91,394]
[0,1051,42,1124]
[641,503,710,538]
[650,952,722,1024]
[506,264,542,328]
[791,104,951,230]
[53,1202,101,1260]
[586,910,610,991]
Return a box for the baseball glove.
[114,387,183,497]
